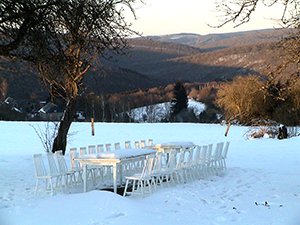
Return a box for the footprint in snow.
[105,212,126,219]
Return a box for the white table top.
[146,141,195,149]
[79,148,156,160]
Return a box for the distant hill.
[101,29,281,84]
[147,29,286,50]
[0,28,287,102]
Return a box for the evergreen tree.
[170,80,188,117]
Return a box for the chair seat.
[125,174,151,180]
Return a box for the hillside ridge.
[0,28,286,102]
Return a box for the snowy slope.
[0,121,300,225]
[130,99,205,122]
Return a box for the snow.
[1,121,300,225]
[130,99,205,122]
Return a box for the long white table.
[75,148,156,193]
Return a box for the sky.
[124,0,283,36]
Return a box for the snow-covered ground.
[1,121,300,225]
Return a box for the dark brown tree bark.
[52,97,77,154]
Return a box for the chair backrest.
[212,142,223,160]
[105,143,111,151]
[69,148,80,169]
[79,147,87,156]
[134,141,140,149]
[199,145,207,164]
[183,148,193,167]
[56,150,69,172]
[166,150,177,170]
[114,142,121,150]
[124,141,131,149]
[140,140,146,148]
[147,139,153,145]
[222,142,230,159]
[206,144,213,163]
[152,152,163,174]
[47,152,59,174]
[141,154,155,178]
[97,144,104,153]
[218,142,224,159]
[175,149,185,169]
[88,145,96,154]
[33,154,48,177]
[192,145,201,165]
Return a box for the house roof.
[38,102,63,113]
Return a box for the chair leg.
[58,176,63,193]
[148,180,152,194]
[140,180,144,197]
[132,180,137,196]
[151,177,157,191]
[49,178,54,195]
[35,179,39,195]
[123,180,129,197]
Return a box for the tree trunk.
[52,97,77,155]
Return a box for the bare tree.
[0,78,8,101]
[0,0,141,154]
[212,0,300,28]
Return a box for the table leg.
[118,164,123,185]
[83,164,87,193]
[113,164,117,193]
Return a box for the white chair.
[69,148,83,183]
[88,145,96,154]
[88,146,104,181]
[123,154,156,198]
[79,147,87,156]
[97,144,104,153]
[124,141,131,149]
[173,150,185,184]
[56,150,76,187]
[46,152,66,189]
[32,154,63,195]
[134,141,140,149]
[105,143,111,151]
[147,139,153,145]
[182,147,195,182]
[198,145,208,178]
[191,145,201,179]
[211,142,224,174]
[160,150,177,186]
[206,144,213,175]
[140,140,146,148]
[221,142,230,169]
[78,147,96,182]
[151,152,164,189]
[114,142,121,150]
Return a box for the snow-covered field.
[1,121,300,225]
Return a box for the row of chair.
[33,150,79,195]
[123,142,230,197]
[76,139,154,156]
[33,140,229,196]
[33,139,154,195]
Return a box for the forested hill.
[0,28,286,101]
[148,28,284,50]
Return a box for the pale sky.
[124,0,283,36]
